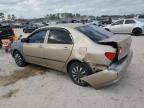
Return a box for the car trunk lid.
[98,35,132,60]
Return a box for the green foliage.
[45,13,95,20]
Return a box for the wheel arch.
[133,27,142,30]
[66,59,82,72]
[132,27,142,32]
[66,59,92,74]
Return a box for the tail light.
[105,52,116,61]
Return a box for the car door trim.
[25,54,65,63]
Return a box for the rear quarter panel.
[63,28,116,72]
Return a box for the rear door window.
[48,29,72,44]
[76,25,112,42]
[125,20,136,24]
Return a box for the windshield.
[76,25,113,42]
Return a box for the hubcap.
[15,54,23,65]
[72,66,87,84]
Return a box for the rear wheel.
[14,51,27,67]
[132,28,142,36]
[68,62,92,86]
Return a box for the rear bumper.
[81,50,133,88]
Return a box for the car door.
[23,29,48,65]
[109,20,124,33]
[122,19,136,33]
[44,28,73,71]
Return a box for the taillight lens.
[105,52,116,61]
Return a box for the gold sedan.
[11,23,133,88]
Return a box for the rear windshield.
[76,25,113,42]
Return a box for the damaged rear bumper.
[81,50,133,88]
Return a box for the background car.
[90,20,103,26]
[105,19,144,35]
[23,24,38,33]
[0,24,15,48]
[11,24,132,88]
[12,23,24,29]
[97,17,112,25]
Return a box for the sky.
[0,0,144,18]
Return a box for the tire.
[14,51,27,67]
[68,62,92,86]
[132,28,142,36]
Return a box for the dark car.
[23,25,38,33]
[0,24,15,48]
[12,23,24,29]
[97,17,112,25]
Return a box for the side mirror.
[21,38,28,43]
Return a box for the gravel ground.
[0,29,144,108]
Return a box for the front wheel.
[14,51,27,67]
[68,62,92,86]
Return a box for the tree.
[7,14,11,21]
[11,14,16,21]
[0,12,5,21]
[45,14,49,20]
[56,13,60,20]
[75,13,80,18]
[44,12,97,21]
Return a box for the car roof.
[41,23,84,29]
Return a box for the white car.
[105,19,144,35]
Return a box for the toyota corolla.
[11,24,133,88]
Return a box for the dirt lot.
[0,29,144,108]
